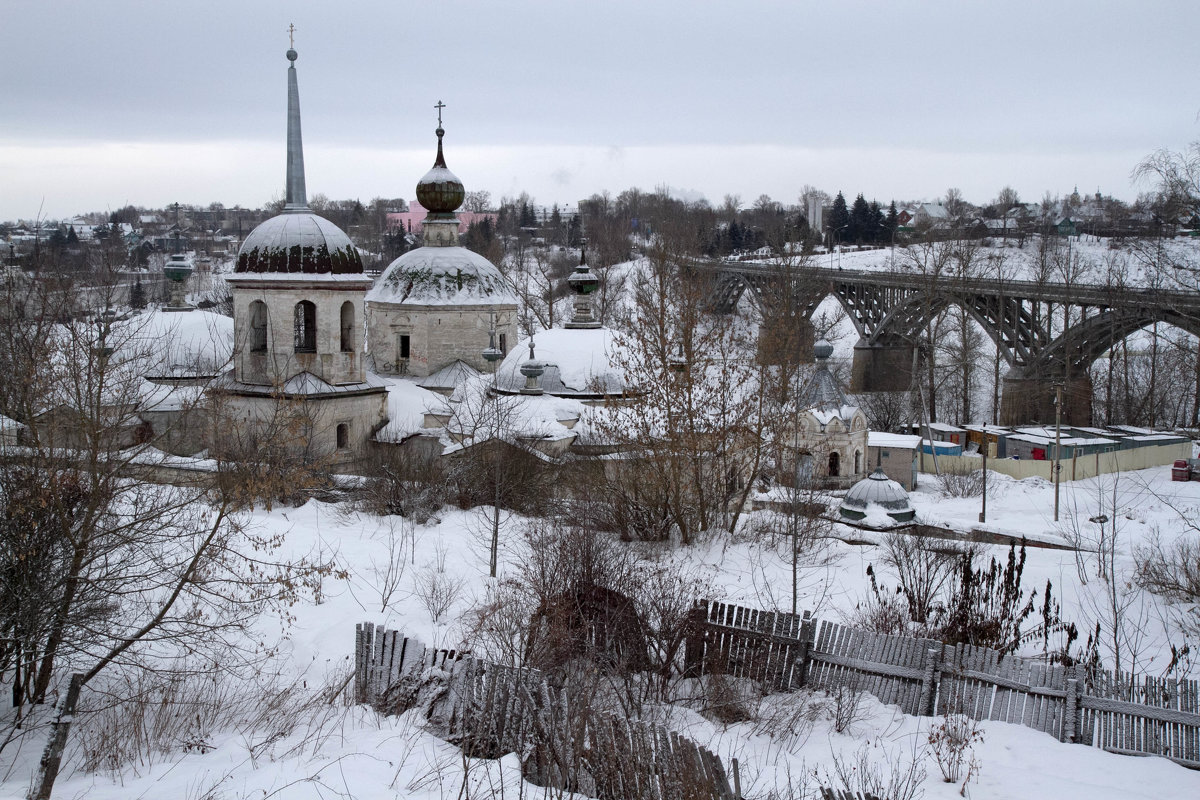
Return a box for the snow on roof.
[122,309,233,377]
[495,326,627,397]
[1109,425,1156,435]
[963,424,1011,434]
[810,405,862,427]
[868,432,921,449]
[924,421,965,433]
[368,246,518,306]
[375,377,447,443]
[0,413,24,431]
[1007,433,1116,447]
[417,360,482,392]
[213,370,388,397]
[1126,433,1187,442]
[419,374,587,450]
[139,380,207,413]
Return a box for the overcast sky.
[2,0,1197,221]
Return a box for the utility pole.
[979,434,987,523]
[1053,384,1063,522]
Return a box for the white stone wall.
[229,278,372,386]
[366,301,518,377]
[215,387,387,465]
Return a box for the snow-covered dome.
[493,327,627,398]
[839,467,915,523]
[368,246,517,305]
[235,212,362,275]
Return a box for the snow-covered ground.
[6,461,1199,799]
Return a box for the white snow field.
[4,460,1198,799]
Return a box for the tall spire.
[284,32,307,212]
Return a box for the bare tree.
[0,268,333,797]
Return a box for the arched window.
[249,301,268,352]
[336,422,349,450]
[854,450,862,474]
[828,451,840,477]
[340,301,355,353]
[294,301,316,353]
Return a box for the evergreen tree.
[66,226,79,245]
[884,201,900,244]
[828,191,850,245]
[567,214,583,247]
[869,201,884,245]
[519,201,537,228]
[129,277,147,310]
[549,204,564,245]
[849,193,871,244]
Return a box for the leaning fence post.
[1063,676,1079,743]
[794,611,816,689]
[919,647,941,717]
[683,602,707,678]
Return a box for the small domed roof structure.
[415,124,465,218]
[368,245,516,305]
[839,467,915,524]
[369,113,514,306]
[233,47,362,277]
[236,213,362,274]
[801,339,845,410]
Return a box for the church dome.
[839,467,915,524]
[368,246,517,305]
[415,125,464,216]
[493,327,627,399]
[235,212,362,274]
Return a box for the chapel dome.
[235,211,363,275]
[415,126,464,216]
[368,246,517,305]
[493,326,627,399]
[839,467,915,524]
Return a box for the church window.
[854,450,862,473]
[399,334,411,359]
[499,333,508,354]
[294,301,316,353]
[249,301,268,352]
[340,301,355,352]
[336,422,349,450]
[828,451,840,477]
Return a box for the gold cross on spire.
[288,23,296,49]
[435,100,446,126]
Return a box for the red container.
[1172,460,1191,481]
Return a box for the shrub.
[927,712,984,789]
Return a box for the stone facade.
[214,387,387,467]
[227,276,373,386]
[786,407,870,487]
[366,302,517,377]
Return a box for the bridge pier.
[1000,374,1093,427]
[850,342,914,393]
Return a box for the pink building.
[386,200,496,235]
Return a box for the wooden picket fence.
[807,620,943,718]
[355,623,735,800]
[684,600,1200,770]
[446,657,735,799]
[683,600,815,692]
[354,622,464,709]
[1078,670,1200,766]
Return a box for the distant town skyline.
[2,0,1197,221]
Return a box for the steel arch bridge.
[705,259,1200,424]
